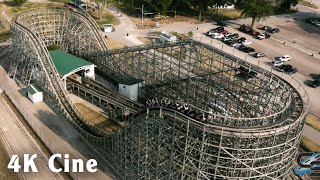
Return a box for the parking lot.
[193,14,320,116]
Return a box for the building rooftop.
[26,84,42,95]
[49,50,93,78]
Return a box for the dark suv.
[267,28,280,33]
[239,45,255,53]
[309,79,320,88]
[214,26,224,33]
[217,21,228,27]
[275,65,297,75]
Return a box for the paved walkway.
[303,125,320,145]
[0,67,114,180]
[0,94,64,179]
[105,6,143,46]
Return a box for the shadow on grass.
[0,31,11,43]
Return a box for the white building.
[103,24,114,33]
[119,79,143,101]
[159,31,177,44]
[26,84,43,103]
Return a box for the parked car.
[221,36,233,42]
[221,30,229,35]
[313,74,320,79]
[251,31,260,36]
[279,55,291,62]
[237,37,246,43]
[272,59,284,66]
[262,26,272,31]
[261,32,271,38]
[217,21,228,26]
[212,33,224,39]
[228,33,239,38]
[214,26,225,33]
[256,34,265,40]
[224,32,233,37]
[242,40,252,45]
[230,41,242,47]
[245,47,255,53]
[239,45,255,53]
[224,40,234,45]
[275,65,297,74]
[267,28,280,33]
[309,79,320,88]
[254,52,265,58]
[207,29,216,36]
[239,25,251,33]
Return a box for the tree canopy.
[12,0,27,6]
[280,0,298,9]
[147,0,173,16]
[240,0,274,28]
[189,0,213,21]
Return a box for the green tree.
[213,0,230,14]
[280,0,298,9]
[148,0,173,16]
[190,0,213,21]
[96,0,105,20]
[240,0,274,28]
[12,0,26,6]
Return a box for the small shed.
[26,84,43,103]
[119,79,143,101]
[159,31,177,44]
[103,24,114,33]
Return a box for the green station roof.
[26,84,42,95]
[49,50,93,78]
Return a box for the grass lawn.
[300,135,320,152]
[305,113,320,132]
[0,31,10,43]
[6,2,62,18]
[0,3,10,32]
[90,9,120,27]
[48,0,69,3]
[75,103,122,134]
[206,9,244,21]
[299,0,318,9]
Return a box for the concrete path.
[0,94,64,179]
[104,6,143,46]
[303,125,320,145]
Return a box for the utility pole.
[131,0,133,13]
[142,4,144,27]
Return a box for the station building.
[49,50,96,90]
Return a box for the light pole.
[135,5,144,27]
[131,0,133,13]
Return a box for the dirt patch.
[90,9,120,27]
[137,36,153,45]
[75,103,122,134]
[306,113,320,132]
[107,37,125,49]
[300,135,320,152]
[130,15,200,29]
[299,0,318,9]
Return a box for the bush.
[47,44,60,51]
[188,31,193,38]
[12,0,27,6]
